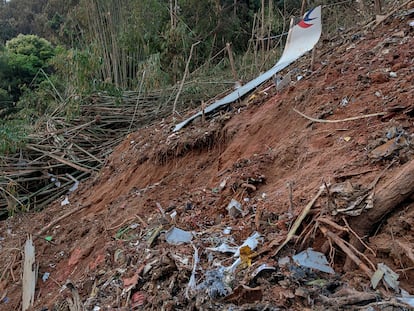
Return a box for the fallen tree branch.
[272,186,324,257]
[349,159,414,243]
[36,204,89,237]
[293,108,386,123]
[320,291,377,307]
[319,226,374,277]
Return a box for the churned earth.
[1,8,414,311]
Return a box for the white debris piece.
[226,199,243,218]
[165,227,193,245]
[61,196,70,206]
[371,263,399,291]
[293,248,335,274]
[207,242,238,254]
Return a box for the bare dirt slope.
[1,9,414,311]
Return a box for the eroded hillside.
[1,6,414,311]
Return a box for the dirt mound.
[1,9,414,311]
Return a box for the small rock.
[370,72,389,84]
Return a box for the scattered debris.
[165,227,193,245]
[371,263,399,291]
[42,272,50,283]
[293,248,335,274]
[2,3,414,310]
[226,198,243,218]
[61,196,70,206]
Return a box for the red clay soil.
[1,10,414,311]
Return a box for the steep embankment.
[1,9,413,310]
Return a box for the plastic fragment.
[44,236,53,242]
[389,71,397,78]
[293,248,335,274]
[207,242,238,254]
[370,268,384,289]
[371,263,399,291]
[252,264,276,278]
[169,211,177,220]
[226,199,243,218]
[224,232,262,273]
[397,289,414,308]
[42,272,50,282]
[340,97,349,107]
[165,227,193,245]
[129,223,139,229]
[49,175,61,187]
[61,196,70,206]
[185,243,199,298]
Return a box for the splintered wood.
[22,236,36,311]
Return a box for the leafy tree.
[0,34,56,115]
[6,34,55,61]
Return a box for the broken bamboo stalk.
[172,41,201,116]
[226,43,239,83]
[27,145,93,174]
[22,236,36,311]
[272,185,324,257]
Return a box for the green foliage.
[137,53,170,90]
[0,119,28,154]
[15,75,63,120]
[0,34,56,116]
[0,88,13,111]
[6,34,55,62]
[51,46,99,94]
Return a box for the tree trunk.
[344,160,414,270]
[349,160,414,238]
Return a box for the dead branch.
[172,41,201,116]
[36,204,89,237]
[319,226,373,278]
[293,108,386,123]
[272,186,324,257]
